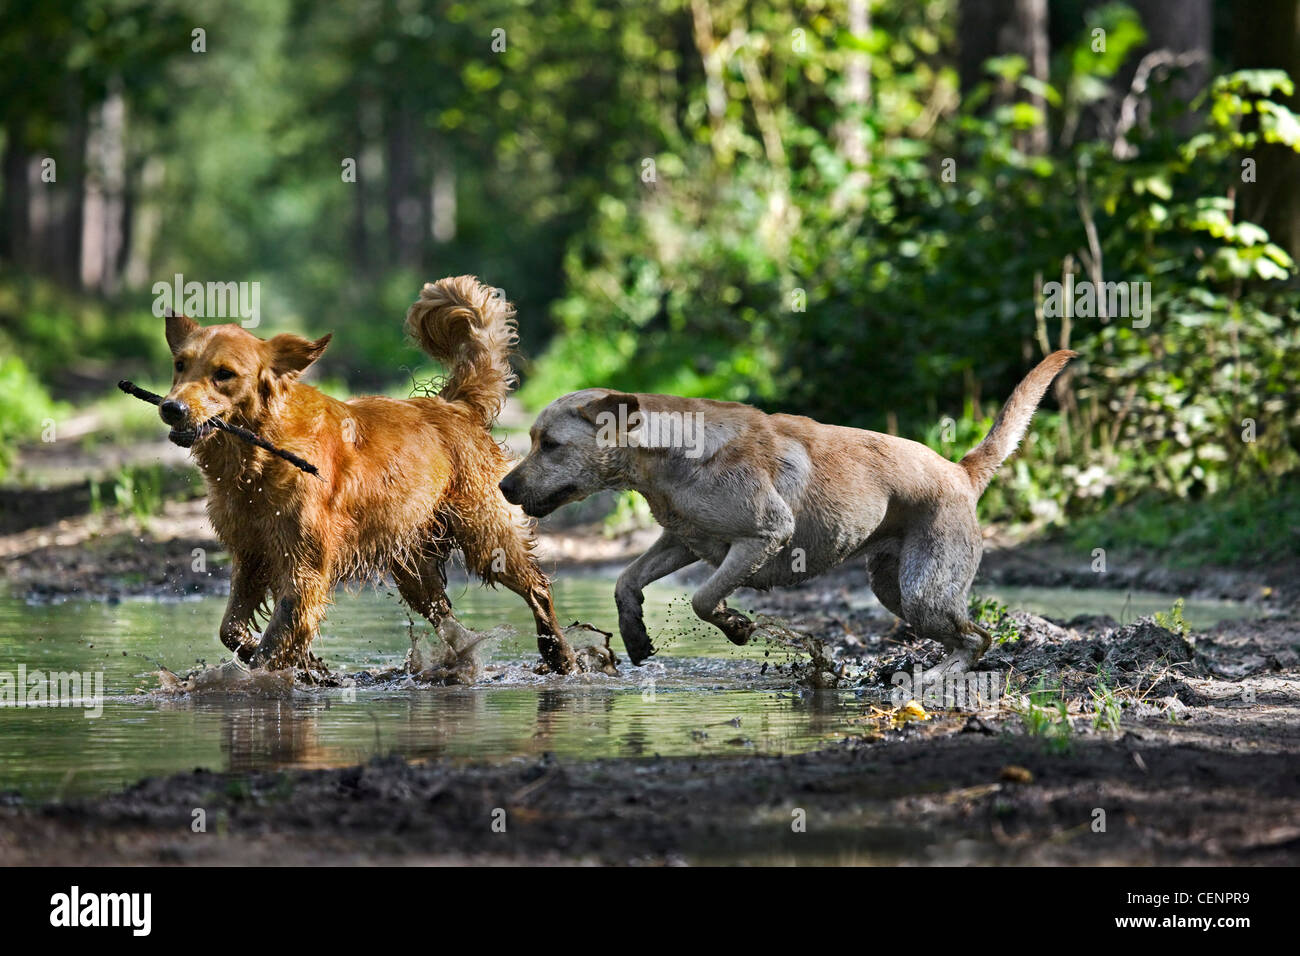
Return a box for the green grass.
[1015,676,1074,754]
[1089,680,1123,734]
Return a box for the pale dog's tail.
[960,349,1078,494]
[404,276,518,426]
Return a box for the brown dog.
[159,276,579,675]
[500,350,1077,677]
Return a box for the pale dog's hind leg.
[897,509,988,680]
[865,541,905,619]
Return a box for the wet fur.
[160,276,578,674]
[501,350,1077,675]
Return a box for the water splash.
[407,618,514,685]
[753,614,853,689]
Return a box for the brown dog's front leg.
[496,559,577,674]
[220,554,269,663]
[252,570,330,671]
[524,581,577,674]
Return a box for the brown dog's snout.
[499,471,522,504]
[160,398,189,426]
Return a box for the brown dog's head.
[160,311,331,448]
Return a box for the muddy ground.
[1,480,1299,864]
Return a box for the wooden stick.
[117,380,323,478]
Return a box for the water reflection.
[0,574,1255,798]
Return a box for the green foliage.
[1153,598,1190,638]
[0,355,60,480]
[2,0,1298,549]
[602,489,655,538]
[521,4,1300,529]
[1065,476,1300,568]
[968,594,1021,644]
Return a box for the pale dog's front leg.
[690,527,792,646]
[614,532,698,664]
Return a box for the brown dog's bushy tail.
[404,276,518,426]
[960,349,1078,495]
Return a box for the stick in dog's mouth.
[117,380,323,478]
[167,420,217,448]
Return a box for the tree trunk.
[0,127,30,266]
[959,0,1050,153]
[384,102,423,269]
[81,89,126,293]
[430,139,456,244]
[1235,0,1300,261]
[832,0,872,209]
[1015,0,1050,154]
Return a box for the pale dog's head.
[499,389,640,517]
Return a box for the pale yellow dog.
[500,350,1076,675]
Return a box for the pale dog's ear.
[164,309,201,354]
[577,391,639,427]
[577,391,642,449]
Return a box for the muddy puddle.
[0,575,1258,800]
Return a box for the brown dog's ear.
[577,391,639,426]
[164,310,200,353]
[267,333,332,377]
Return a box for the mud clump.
[559,622,620,676]
[156,660,296,698]
[986,615,1197,679]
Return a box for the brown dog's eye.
[175,360,184,373]
[214,368,236,383]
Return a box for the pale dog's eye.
[539,435,560,453]
[214,368,236,383]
